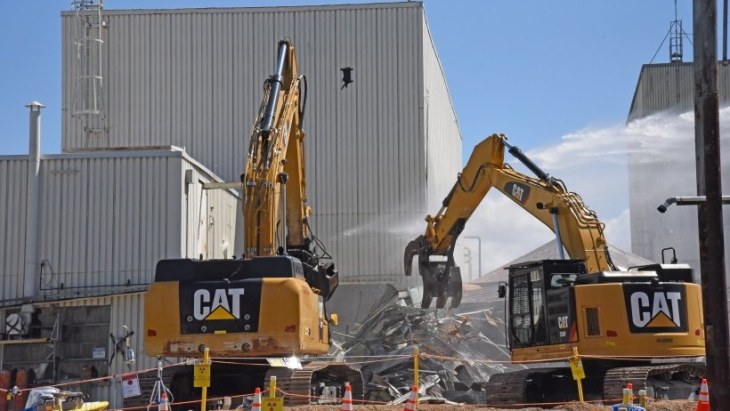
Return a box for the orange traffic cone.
[403,386,417,411]
[696,379,710,411]
[251,387,262,411]
[340,382,354,410]
[158,392,170,411]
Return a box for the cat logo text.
[624,284,688,333]
[193,288,245,321]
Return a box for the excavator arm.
[243,39,309,257]
[405,133,614,308]
[242,39,337,299]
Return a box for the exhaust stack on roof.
[24,101,44,298]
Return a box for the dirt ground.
[285,400,696,410]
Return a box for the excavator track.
[265,361,363,406]
[602,363,706,402]
[484,367,574,407]
[485,362,705,407]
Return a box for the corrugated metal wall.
[628,63,730,121]
[0,159,27,303]
[627,62,730,280]
[38,154,179,291]
[61,3,430,183]
[183,162,240,260]
[0,150,239,304]
[0,293,154,409]
[60,3,461,287]
[421,17,461,210]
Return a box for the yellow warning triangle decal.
[206,306,235,320]
[647,311,678,328]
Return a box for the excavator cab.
[504,260,586,349]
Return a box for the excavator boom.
[405,133,612,308]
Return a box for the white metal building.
[60,2,461,286]
[0,148,239,406]
[627,62,730,279]
[1,2,461,407]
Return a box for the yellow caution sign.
[569,356,585,380]
[263,397,283,411]
[193,362,211,388]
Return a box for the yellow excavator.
[404,134,706,404]
[144,39,361,406]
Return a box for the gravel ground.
[283,400,697,410]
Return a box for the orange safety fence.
[0,351,705,410]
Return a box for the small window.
[550,273,577,288]
[585,307,601,337]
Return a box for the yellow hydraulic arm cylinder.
[242,40,311,258]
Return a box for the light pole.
[463,236,482,279]
[463,247,472,282]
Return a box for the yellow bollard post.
[622,388,632,405]
[269,376,277,398]
[569,347,585,402]
[413,347,419,405]
[201,348,210,411]
[265,376,283,410]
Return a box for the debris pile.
[332,286,525,405]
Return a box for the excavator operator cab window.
[549,273,577,288]
[508,266,548,348]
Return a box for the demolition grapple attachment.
[404,235,463,309]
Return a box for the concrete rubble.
[330,285,525,405]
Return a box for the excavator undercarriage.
[167,360,363,408]
[485,362,705,406]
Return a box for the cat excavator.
[144,39,361,406]
[404,133,706,405]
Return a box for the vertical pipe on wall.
[24,101,45,298]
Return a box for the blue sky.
[0,0,694,157]
[0,1,702,271]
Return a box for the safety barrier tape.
[0,351,704,409]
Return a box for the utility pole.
[693,1,730,408]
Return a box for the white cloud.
[455,192,555,276]
[603,208,631,250]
